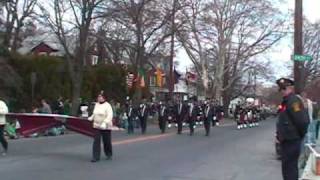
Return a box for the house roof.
[18,32,77,56]
[30,42,59,53]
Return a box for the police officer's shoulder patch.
[292,102,301,112]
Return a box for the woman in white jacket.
[0,99,8,156]
[89,93,113,162]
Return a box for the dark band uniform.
[203,103,213,136]
[158,103,168,133]
[188,102,198,136]
[175,102,187,134]
[138,103,149,134]
[126,104,136,134]
[276,78,310,180]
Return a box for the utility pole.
[294,0,304,94]
[169,0,176,100]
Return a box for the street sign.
[292,54,313,62]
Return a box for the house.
[18,33,99,66]
[30,42,59,56]
[146,64,196,101]
[18,33,66,56]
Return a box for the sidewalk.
[301,126,320,179]
[301,155,320,180]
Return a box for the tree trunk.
[201,60,209,98]
[214,26,227,104]
[12,26,21,52]
[222,89,232,118]
[133,19,144,103]
[3,24,14,49]
[70,72,83,115]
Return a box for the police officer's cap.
[276,78,294,90]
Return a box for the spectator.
[53,96,64,114]
[0,99,8,155]
[301,92,316,145]
[40,99,52,114]
[63,99,71,115]
[88,92,113,162]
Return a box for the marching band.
[123,97,268,136]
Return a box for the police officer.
[276,78,310,180]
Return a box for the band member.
[238,105,248,129]
[216,104,224,126]
[247,106,256,128]
[252,106,260,126]
[203,101,213,136]
[175,100,187,134]
[211,100,218,127]
[188,99,198,136]
[88,92,113,162]
[138,100,148,134]
[126,100,135,134]
[196,101,204,126]
[158,101,168,133]
[235,104,242,129]
[166,101,174,128]
[0,99,8,156]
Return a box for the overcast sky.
[176,0,320,80]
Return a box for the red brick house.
[30,42,59,56]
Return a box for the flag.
[155,68,165,87]
[138,68,146,88]
[173,68,181,84]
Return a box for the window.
[150,76,156,86]
[92,55,98,65]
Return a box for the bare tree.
[95,21,134,64]
[108,0,182,100]
[177,0,287,107]
[2,0,37,51]
[110,0,177,68]
[303,20,320,83]
[176,0,210,96]
[38,0,106,114]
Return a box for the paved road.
[0,118,281,180]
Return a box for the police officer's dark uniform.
[276,78,310,180]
